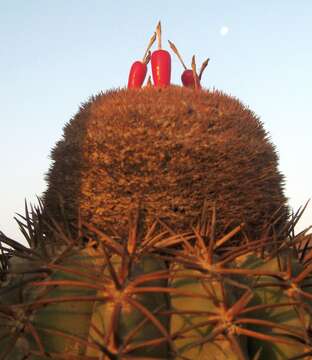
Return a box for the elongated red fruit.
[151,50,171,87]
[127,32,156,89]
[128,61,147,89]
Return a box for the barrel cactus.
[1,86,310,360]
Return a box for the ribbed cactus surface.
[1,205,311,359]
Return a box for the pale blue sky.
[1,1,311,244]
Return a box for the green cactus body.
[2,213,312,359]
[30,260,97,355]
[86,254,170,358]
[0,251,172,359]
[0,249,98,358]
[240,253,312,359]
[171,267,247,359]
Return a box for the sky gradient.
[1,1,311,244]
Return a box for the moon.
[220,26,229,36]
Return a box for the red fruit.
[168,40,207,90]
[127,32,156,89]
[151,49,171,87]
[127,61,147,89]
[181,69,195,88]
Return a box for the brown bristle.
[44,86,288,242]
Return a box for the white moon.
[220,26,229,36]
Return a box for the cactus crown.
[44,86,288,243]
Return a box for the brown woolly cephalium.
[44,86,288,242]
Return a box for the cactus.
[1,86,310,359]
